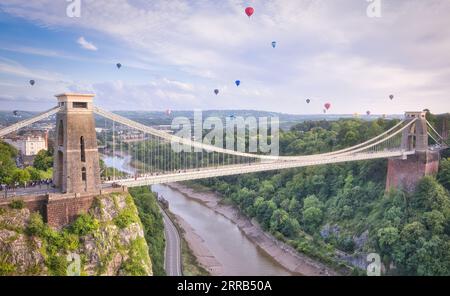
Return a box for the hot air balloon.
[324,103,331,110]
[235,80,240,87]
[214,89,219,95]
[272,41,277,49]
[245,7,254,18]
[29,80,35,86]
[306,99,311,104]
[366,110,371,116]
[165,109,172,116]
[116,63,122,69]
[13,110,19,117]
[389,94,394,100]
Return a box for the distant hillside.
[95,110,404,131]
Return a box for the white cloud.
[0,0,449,113]
[77,36,98,51]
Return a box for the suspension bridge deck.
[106,150,414,187]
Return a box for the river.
[102,154,293,276]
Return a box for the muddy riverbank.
[166,182,339,276]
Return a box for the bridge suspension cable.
[427,120,449,147]
[93,106,412,162]
[0,106,61,138]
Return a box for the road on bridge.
[160,205,182,276]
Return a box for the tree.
[397,222,426,274]
[303,195,323,210]
[302,207,323,232]
[254,198,277,230]
[288,197,302,221]
[412,177,450,218]
[437,158,450,191]
[415,236,450,276]
[383,206,403,228]
[11,169,30,186]
[269,209,300,237]
[33,150,53,171]
[377,226,400,271]
[25,166,42,181]
[422,210,446,235]
[0,140,17,184]
[259,180,275,199]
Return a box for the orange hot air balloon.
[245,7,254,17]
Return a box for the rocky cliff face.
[0,192,152,276]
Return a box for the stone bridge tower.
[386,111,440,192]
[53,93,101,194]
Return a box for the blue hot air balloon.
[29,80,35,86]
[235,80,240,87]
[116,63,122,69]
[214,89,219,95]
[272,41,277,48]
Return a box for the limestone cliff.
[0,192,152,276]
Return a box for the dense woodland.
[193,115,450,275]
[129,186,166,276]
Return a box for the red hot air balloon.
[245,7,254,18]
[324,103,331,110]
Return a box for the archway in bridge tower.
[407,124,417,151]
[81,167,87,192]
[58,120,64,147]
[56,151,63,189]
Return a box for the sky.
[0,0,449,114]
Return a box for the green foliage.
[120,237,150,276]
[0,140,17,184]
[0,255,16,276]
[129,187,166,276]
[25,166,42,181]
[411,176,450,216]
[9,199,25,209]
[70,214,99,236]
[437,158,450,191]
[10,168,30,186]
[302,207,323,232]
[47,255,67,276]
[26,212,45,236]
[25,212,79,275]
[193,117,450,275]
[113,207,138,229]
[33,150,53,171]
